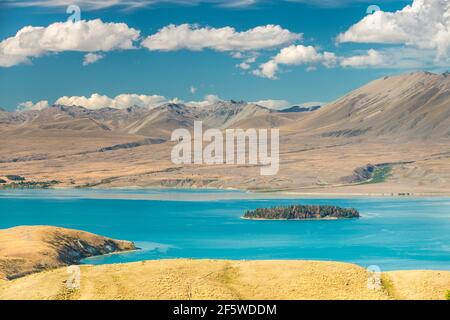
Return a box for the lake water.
[0,189,449,271]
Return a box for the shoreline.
[2,186,450,199]
[81,247,142,263]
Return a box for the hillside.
[290,72,450,140]
[0,259,448,300]
[0,226,135,280]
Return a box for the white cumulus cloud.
[253,45,337,79]
[0,19,140,67]
[141,24,301,52]
[17,100,50,111]
[186,94,222,108]
[337,0,450,58]
[234,51,259,70]
[237,62,251,70]
[253,99,290,109]
[340,49,386,68]
[83,53,104,66]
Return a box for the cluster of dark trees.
[244,205,360,220]
[1,180,60,189]
[5,175,26,181]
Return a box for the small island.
[243,204,360,220]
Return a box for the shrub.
[3,180,60,189]
[6,175,25,181]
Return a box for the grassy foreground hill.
[0,259,449,300]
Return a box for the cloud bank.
[0,19,140,67]
[54,94,170,110]
[17,93,225,111]
[142,24,301,52]
[17,94,305,111]
[252,99,290,109]
[3,0,448,77]
[0,20,300,68]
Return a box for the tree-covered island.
[243,205,360,220]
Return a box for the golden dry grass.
[0,259,448,300]
[384,270,450,300]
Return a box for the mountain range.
[1,71,449,194]
[0,100,303,138]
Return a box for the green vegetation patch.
[6,175,26,181]
[380,274,398,299]
[1,180,60,189]
[363,165,392,184]
[76,177,118,188]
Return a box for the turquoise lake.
[0,189,449,271]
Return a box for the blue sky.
[0,0,446,110]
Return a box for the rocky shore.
[0,226,136,280]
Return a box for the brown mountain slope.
[125,103,199,137]
[198,101,272,128]
[286,72,450,140]
[125,101,287,136]
[0,101,290,138]
[71,101,297,147]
